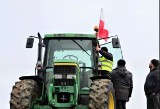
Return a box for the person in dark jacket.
[144,59,160,109]
[109,59,133,109]
[96,45,113,75]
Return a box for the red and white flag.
[98,9,109,42]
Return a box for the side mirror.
[112,38,121,48]
[26,37,34,48]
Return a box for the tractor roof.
[44,33,96,39]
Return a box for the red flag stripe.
[98,19,109,42]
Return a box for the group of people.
[96,45,160,109]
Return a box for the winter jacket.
[144,66,160,96]
[109,66,133,101]
[99,50,113,61]
[98,56,113,72]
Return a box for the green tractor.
[10,33,122,109]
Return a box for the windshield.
[46,39,94,68]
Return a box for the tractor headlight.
[67,75,75,79]
[55,74,62,79]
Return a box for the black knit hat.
[118,59,126,66]
[151,59,160,67]
[101,47,108,52]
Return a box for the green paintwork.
[33,105,89,109]
[47,72,80,108]
[33,58,89,109]
[33,105,52,109]
[48,84,54,105]
[44,33,96,39]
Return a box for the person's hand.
[147,93,156,98]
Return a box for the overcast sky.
[0,0,159,109]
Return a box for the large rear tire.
[10,80,40,109]
[89,79,116,109]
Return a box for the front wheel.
[10,80,40,109]
[89,79,116,109]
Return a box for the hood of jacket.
[115,66,128,77]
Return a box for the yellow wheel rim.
[108,91,115,109]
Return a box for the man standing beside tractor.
[144,59,160,109]
[109,59,133,109]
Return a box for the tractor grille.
[54,65,76,86]
[54,79,74,86]
[54,65,75,74]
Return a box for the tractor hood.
[54,59,78,64]
[54,59,79,69]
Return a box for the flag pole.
[98,8,103,38]
[100,8,103,19]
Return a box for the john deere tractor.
[10,33,122,109]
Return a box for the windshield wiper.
[72,39,90,56]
